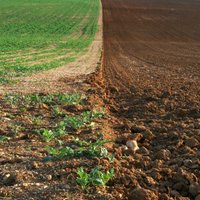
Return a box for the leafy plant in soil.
[45,138,112,159]
[76,167,114,189]
[0,136,10,143]
[74,138,91,147]
[64,110,105,130]
[46,146,75,159]
[4,93,86,107]
[31,116,43,125]
[39,129,55,142]
[52,107,64,117]
[86,138,111,157]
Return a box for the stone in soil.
[126,140,139,152]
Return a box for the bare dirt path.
[0,2,102,95]
[100,0,200,199]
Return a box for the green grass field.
[0,0,99,83]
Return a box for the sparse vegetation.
[63,110,105,130]
[0,136,10,143]
[4,93,86,106]
[37,109,105,142]
[45,137,112,159]
[0,92,115,198]
[76,167,114,189]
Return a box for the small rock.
[126,140,139,152]
[189,182,200,197]
[47,175,52,181]
[185,138,199,148]
[128,187,158,200]
[156,149,171,160]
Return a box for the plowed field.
[1,0,200,199]
[101,0,200,199]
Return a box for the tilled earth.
[0,0,200,199]
[100,0,200,199]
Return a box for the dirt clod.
[156,149,171,160]
[137,146,149,155]
[128,187,158,200]
[131,125,147,133]
[189,183,200,197]
[185,138,199,148]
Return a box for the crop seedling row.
[0,0,99,82]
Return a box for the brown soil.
[1,0,200,199]
[98,0,200,199]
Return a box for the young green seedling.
[76,167,114,188]
[0,136,10,143]
[40,129,55,142]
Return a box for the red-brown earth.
[0,0,200,199]
[100,0,200,199]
